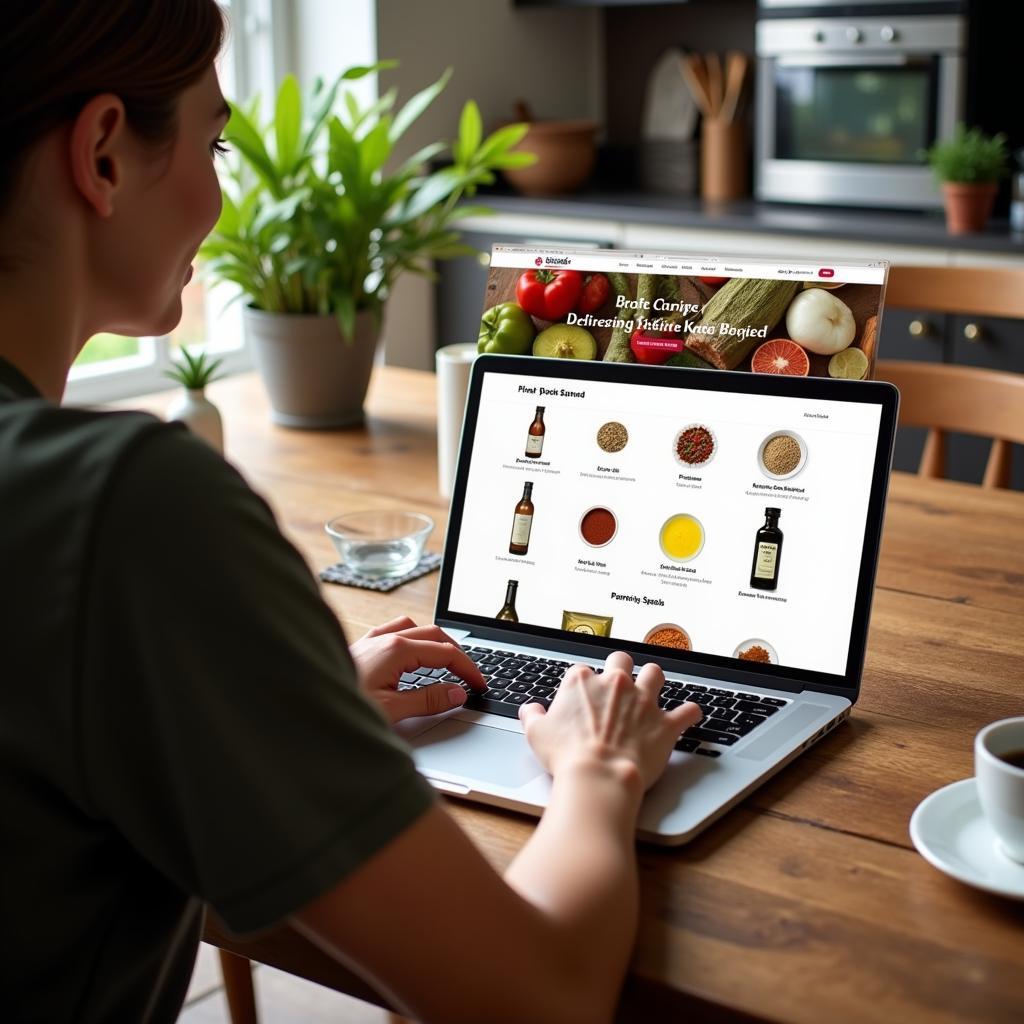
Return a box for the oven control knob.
[845,26,863,43]
[812,29,826,44]
[880,25,898,43]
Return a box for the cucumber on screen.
[666,349,714,369]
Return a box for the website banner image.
[479,246,888,380]
[447,370,884,678]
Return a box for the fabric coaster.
[319,551,443,592]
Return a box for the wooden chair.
[885,264,1024,321]
[875,360,1024,486]
[218,948,258,1024]
[876,264,1024,488]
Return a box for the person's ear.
[68,94,128,219]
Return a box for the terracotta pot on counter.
[503,101,598,196]
[941,181,998,235]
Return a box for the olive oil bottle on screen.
[525,406,546,458]
[508,482,535,556]
[496,580,519,622]
[750,507,783,590]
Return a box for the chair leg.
[218,949,258,1024]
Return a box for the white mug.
[975,716,1024,863]
[435,343,478,500]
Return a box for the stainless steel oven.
[755,1,966,209]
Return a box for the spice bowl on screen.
[579,506,618,547]
[733,639,778,665]
[674,424,716,468]
[645,624,692,651]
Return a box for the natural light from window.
[67,0,270,404]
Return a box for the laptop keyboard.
[397,645,791,758]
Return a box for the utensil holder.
[700,117,748,202]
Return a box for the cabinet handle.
[963,322,983,342]
[908,319,930,337]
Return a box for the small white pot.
[167,387,224,453]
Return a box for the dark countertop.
[469,191,1024,255]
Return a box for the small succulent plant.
[163,348,225,391]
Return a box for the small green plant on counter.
[163,348,225,390]
[924,124,1009,184]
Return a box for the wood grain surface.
[119,369,1024,1023]
[482,268,880,375]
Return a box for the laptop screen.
[438,358,897,690]
[480,244,888,378]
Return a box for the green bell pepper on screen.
[478,302,535,355]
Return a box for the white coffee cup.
[975,716,1024,863]
[435,342,478,500]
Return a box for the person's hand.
[518,651,703,790]
[350,616,486,724]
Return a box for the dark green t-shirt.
[0,357,435,1022]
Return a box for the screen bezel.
[435,355,899,701]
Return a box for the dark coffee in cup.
[998,748,1024,770]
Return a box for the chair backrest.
[885,264,1024,319]
[876,264,1024,489]
[875,360,1024,487]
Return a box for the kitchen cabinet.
[877,309,947,478]
[950,313,1024,489]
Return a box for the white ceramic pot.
[244,306,380,428]
[167,387,224,453]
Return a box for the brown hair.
[0,0,225,214]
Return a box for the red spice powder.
[581,507,616,546]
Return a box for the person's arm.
[291,653,701,1024]
[82,424,698,1021]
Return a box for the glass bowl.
[325,510,434,578]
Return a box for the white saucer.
[909,777,1024,901]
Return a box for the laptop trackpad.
[412,719,544,789]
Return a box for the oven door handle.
[775,54,926,68]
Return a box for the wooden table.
[134,368,1024,1023]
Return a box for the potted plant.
[200,63,534,427]
[924,124,1009,235]
[164,348,225,452]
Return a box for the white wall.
[290,0,376,101]
[289,0,603,369]
[375,0,603,164]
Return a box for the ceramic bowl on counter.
[503,119,599,196]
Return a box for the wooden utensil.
[720,51,749,125]
[706,51,723,118]
[678,53,713,119]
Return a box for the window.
[65,0,282,405]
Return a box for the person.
[0,3,702,1022]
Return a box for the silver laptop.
[402,346,898,844]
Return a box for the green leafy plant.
[163,348,225,390]
[199,62,535,339]
[924,124,1009,184]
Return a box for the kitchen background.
[313,0,1018,488]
